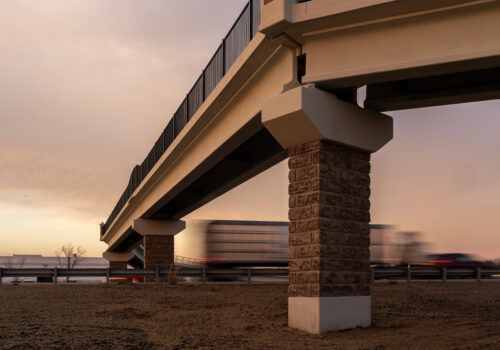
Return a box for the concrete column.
[262,85,393,334]
[132,219,185,282]
[102,252,133,269]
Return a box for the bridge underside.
[148,123,286,221]
[364,66,500,111]
[109,117,286,253]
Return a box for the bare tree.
[55,244,86,282]
[6,256,26,284]
[485,257,500,269]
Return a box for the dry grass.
[0,282,499,349]
[167,264,180,285]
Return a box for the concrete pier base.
[289,296,371,334]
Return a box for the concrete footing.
[289,296,371,334]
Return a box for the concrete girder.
[260,0,500,90]
[102,38,295,249]
[365,67,500,111]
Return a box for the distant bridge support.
[102,251,134,270]
[263,86,392,333]
[133,219,185,282]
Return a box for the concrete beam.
[365,67,500,111]
[260,0,500,88]
[102,40,294,248]
[300,1,500,88]
[261,85,393,152]
[132,219,185,237]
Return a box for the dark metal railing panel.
[125,182,132,200]
[224,4,251,73]
[146,148,155,173]
[251,0,261,38]
[173,99,188,137]
[139,161,145,182]
[103,1,263,234]
[154,136,163,161]
[163,119,175,151]
[151,144,159,166]
[204,44,224,99]
[161,119,174,157]
[188,75,204,121]
[141,156,149,178]
[132,165,141,190]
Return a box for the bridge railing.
[103,0,261,235]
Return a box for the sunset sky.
[1,1,499,259]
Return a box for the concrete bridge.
[100,0,500,333]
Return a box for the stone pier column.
[143,235,174,274]
[132,219,185,282]
[288,140,371,333]
[102,252,134,269]
[262,85,393,333]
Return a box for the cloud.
[0,0,247,221]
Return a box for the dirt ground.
[0,282,498,350]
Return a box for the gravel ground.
[0,282,499,349]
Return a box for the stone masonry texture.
[288,140,371,297]
[109,261,128,269]
[144,235,174,282]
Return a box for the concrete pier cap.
[263,86,392,334]
[102,251,134,269]
[102,251,134,262]
[132,219,185,236]
[261,85,393,153]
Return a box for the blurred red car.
[109,276,144,283]
[425,253,487,268]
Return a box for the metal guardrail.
[372,266,500,282]
[103,0,261,235]
[1,266,499,285]
[0,267,288,285]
